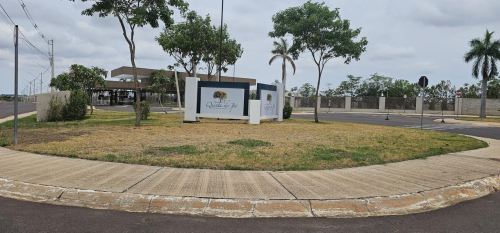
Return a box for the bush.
[283,102,293,119]
[133,101,151,120]
[47,95,64,122]
[62,90,88,121]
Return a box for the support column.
[184,77,199,122]
[317,96,322,112]
[345,96,351,112]
[416,96,423,113]
[276,83,284,122]
[290,96,295,109]
[379,97,386,112]
[248,100,261,124]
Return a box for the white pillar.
[379,97,386,112]
[248,100,261,124]
[184,77,199,122]
[290,96,295,108]
[317,96,322,112]
[345,96,351,112]
[276,83,284,122]
[416,96,423,114]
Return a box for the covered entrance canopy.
[94,66,256,106]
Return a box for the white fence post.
[379,97,386,112]
[248,100,261,124]
[184,77,199,122]
[345,96,351,112]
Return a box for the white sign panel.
[260,90,278,116]
[200,87,245,116]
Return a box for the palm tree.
[269,38,296,105]
[464,30,500,118]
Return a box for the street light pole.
[218,0,224,82]
[14,25,19,146]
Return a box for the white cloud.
[369,43,416,60]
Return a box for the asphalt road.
[0,102,36,119]
[292,112,500,140]
[1,106,499,232]
[1,192,500,233]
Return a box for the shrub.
[283,102,293,119]
[62,90,88,121]
[133,101,151,120]
[47,95,64,122]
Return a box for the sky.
[1,0,500,95]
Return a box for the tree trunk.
[130,51,141,127]
[314,70,322,123]
[89,88,93,115]
[480,77,487,118]
[282,58,286,107]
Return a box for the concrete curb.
[437,118,500,127]
[1,175,498,218]
[0,111,37,124]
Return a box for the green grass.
[227,139,272,148]
[456,117,500,123]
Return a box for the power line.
[0,3,50,62]
[0,4,14,25]
[17,0,48,43]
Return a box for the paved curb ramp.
[0,136,499,218]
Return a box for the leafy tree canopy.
[50,64,107,91]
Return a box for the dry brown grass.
[0,110,487,170]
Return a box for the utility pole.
[14,25,19,146]
[50,39,54,92]
[28,81,32,102]
[40,73,43,94]
[218,0,224,82]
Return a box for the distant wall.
[35,91,71,121]
[461,98,500,116]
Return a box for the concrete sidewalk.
[1,135,499,217]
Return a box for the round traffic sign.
[403,95,407,99]
[418,76,429,88]
[456,90,462,97]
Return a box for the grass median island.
[0,110,488,171]
[456,117,500,123]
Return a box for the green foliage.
[227,139,272,148]
[283,102,293,119]
[47,95,64,122]
[299,83,316,98]
[156,11,212,76]
[464,30,500,117]
[269,1,368,122]
[74,0,188,126]
[50,64,107,92]
[50,64,107,115]
[62,90,88,121]
[77,0,189,29]
[133,101,151,120]
[269,38,296,94]
[147,69,171,95]
[156,11,243,81]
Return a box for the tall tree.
[269,1,368,122]
[269,38,296,104]
[147,69,170,113]
[49,64,107,115]
[74,0,188,126]
[335,75,362,96]
[203,24,243,81]
[464,30,500,118]
[156,11,211,77]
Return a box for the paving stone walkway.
[0,136,499,217]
